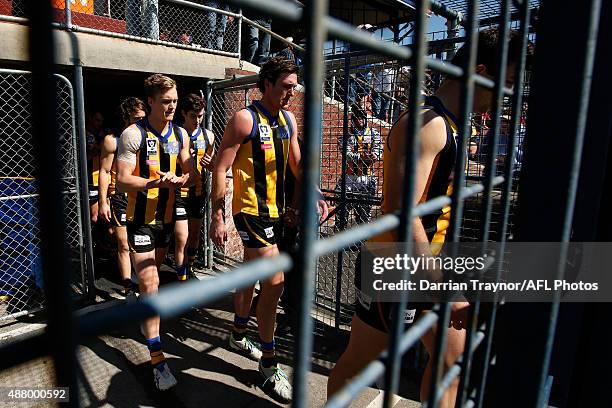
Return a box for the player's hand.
[449,301,470,330]
[156,170,183,188]
[99,200,111,223]
[199,153,214,171]
[175,173,190,187]
[317,199,329,223]
[210,217,228,246]
[284,207,299,228]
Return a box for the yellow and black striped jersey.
[372,95,459,249]
[179,127,214,199]
[126,119,184,225]
[344,127,383,176]
[87,152,100,188]
[232,101,294,219]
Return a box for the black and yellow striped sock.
[146,336,166,370]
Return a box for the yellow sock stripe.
[150,351,166,366]
[243,217,272,246]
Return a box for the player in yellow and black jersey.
[173,93,215,281]
[210,56,327,402]
[98,97,146,297]
[117,74,198,391]
[329,28,522,408]
[85,111,105,223]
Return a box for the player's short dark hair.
[117,97,145,123]
[451,28,522,76]
[181,93,205,114]
[257,56,299,93]
[143,74,176,98]
[351,104,367,120]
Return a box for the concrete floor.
[0,265,421,408]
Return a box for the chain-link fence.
[207,45,531,329]
[4,0,241,57]
[0,70,86,320]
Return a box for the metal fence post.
[458,0,512,404]
[383,1,429,406]
[64,0,72,29]
[25,0,77,404]
[73,60,97,300]
[486,0,602,406]
[237,9,243,61]
[293,0,328,406]
[205,80,214,269]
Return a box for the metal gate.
[0,69,87,320]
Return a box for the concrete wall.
[0,22,258,79]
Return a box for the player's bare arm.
[210,109,253,245]
[98,134,117,222]
[384,111,447,247]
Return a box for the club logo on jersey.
[134,235,152,246]
[264,226,274,238]
[259,124,271,138]
[404,309,416,323]
[363,134,372,144]
[195,139,207,150]
[259,124,273,150]
[163,141,180,155]
[146,139,158,156]
[279,125,290,139]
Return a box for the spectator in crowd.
[173,93,215,282]
[205,1,234,51]
[335,104,382,224]
[372,66,394,121]
[278,37,300,65]
[86,111,105,223]
[159,27,171,41]
[125,0,159,39]
[125,0,141,36]
[117,74,198,390]
[245,13,272,65]
[98,97,146,298]
[328,28,521,408]
[179,31,193,45]
[347,24,376,107]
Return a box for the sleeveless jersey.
[372,95,459,247]
[232,101,293,218]
[86,130,103,188]
[347,127,378,176]
[126,119,184,225]
[87,153,100,188]
[179,127,214,199]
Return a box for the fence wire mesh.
[4,0,240,56]
[0,71,85,320]
[207,44,531,330]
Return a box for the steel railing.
[0,1,604,408]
